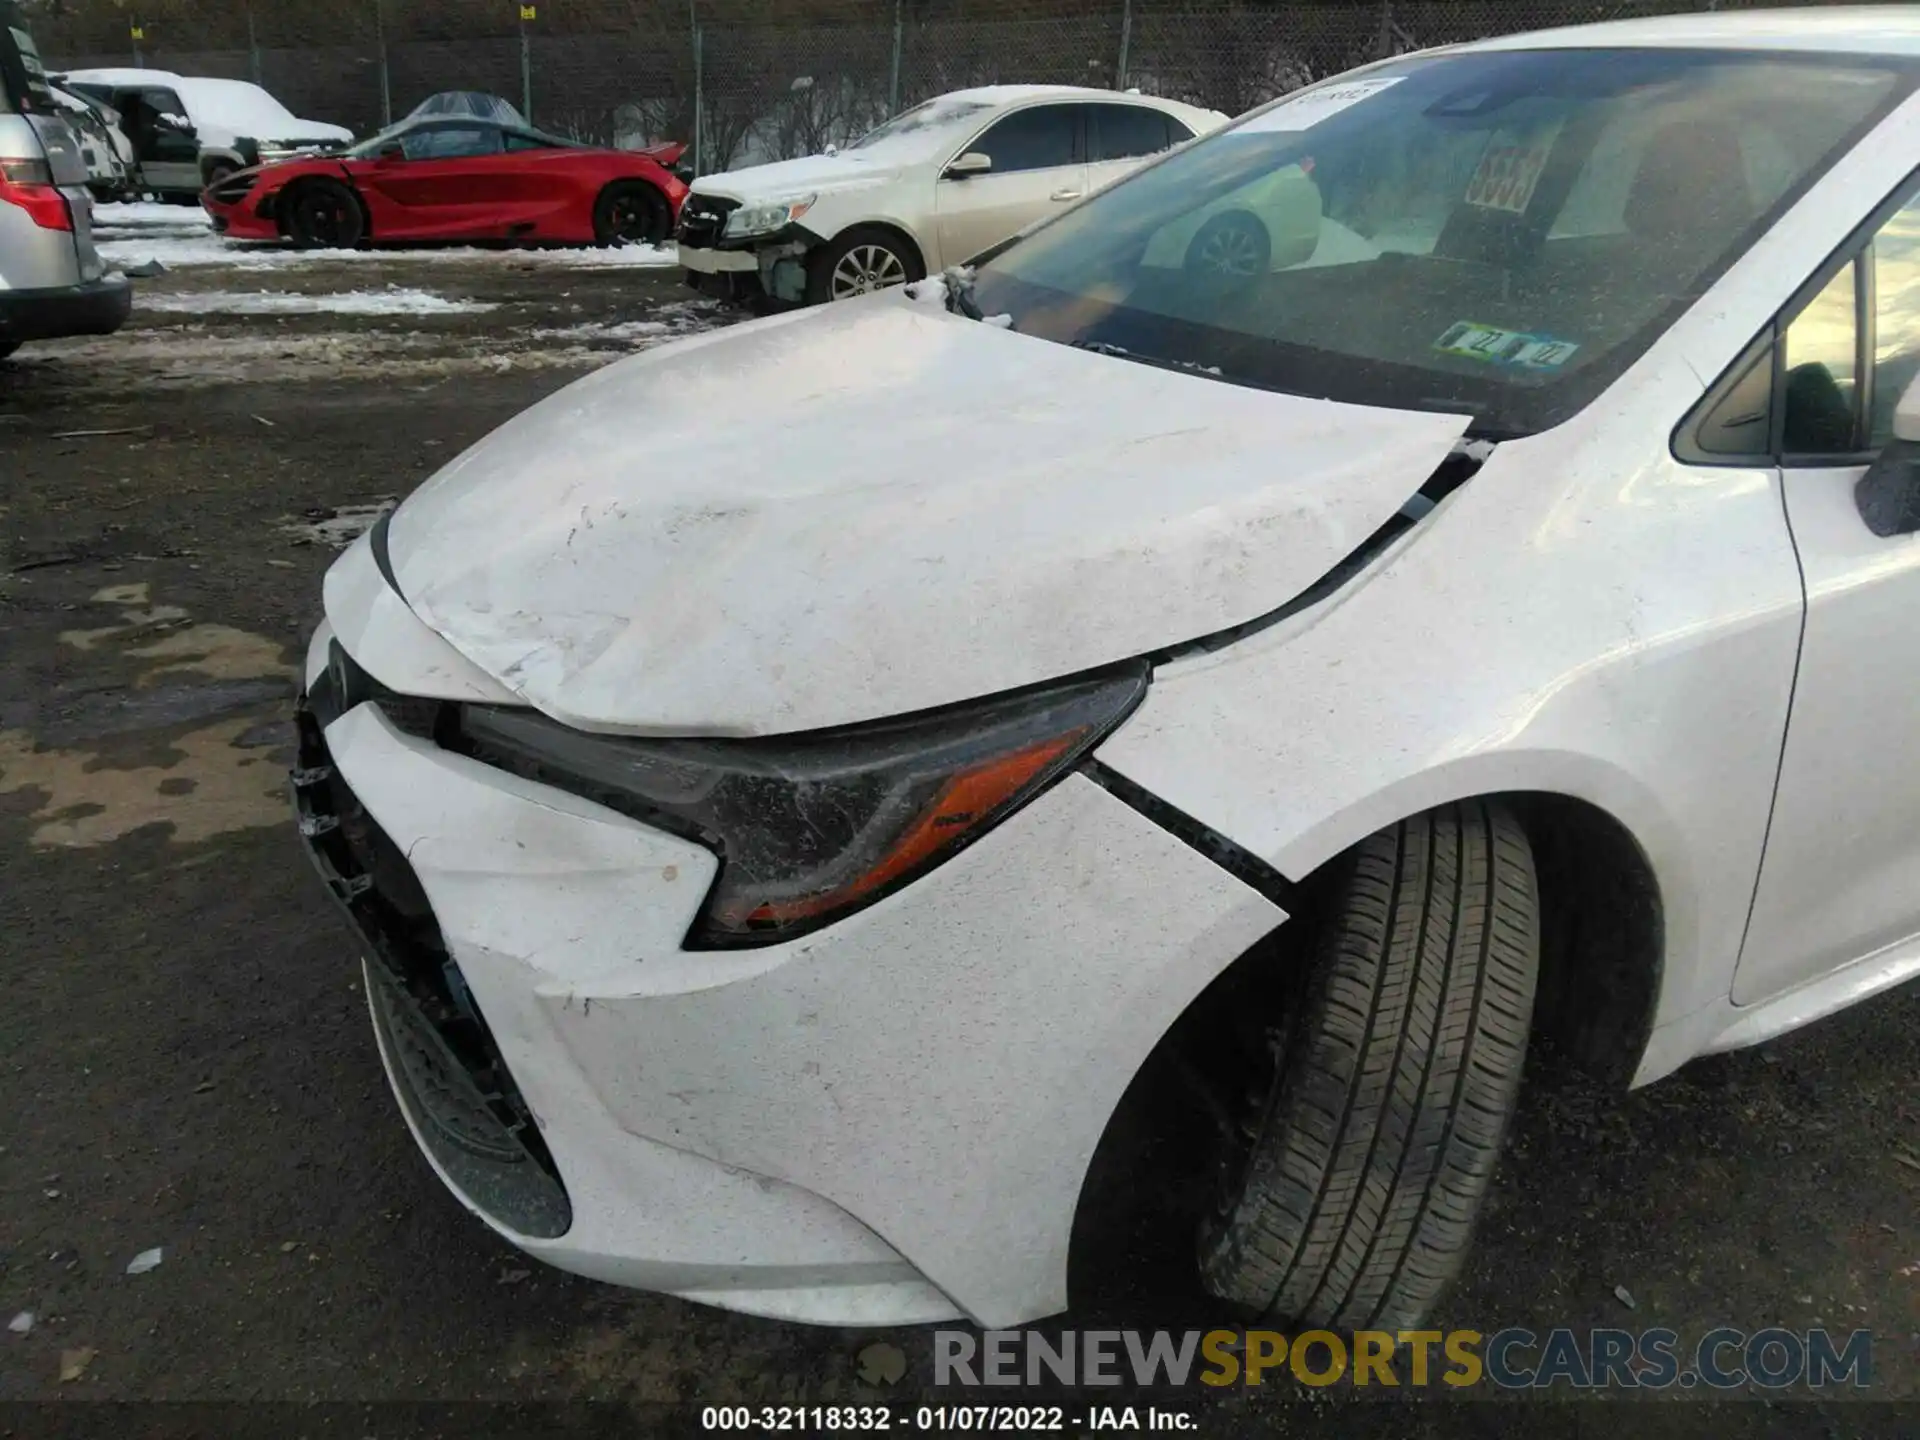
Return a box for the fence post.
[1375,0,1394,61]
[1116,0,1132,90]
[247,5,262,86]
[520,10,533,125]
[889,0,902,115]
[130,15,143,67]
[375,0,391,127]
[692,23,704,177]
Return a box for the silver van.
[0,3,130,359]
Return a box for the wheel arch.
[1067,781,1665,1306]
[817,215,929,273]
[197,146,243,185]
[275,170,371,241]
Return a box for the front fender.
[1095,356,1800,1044]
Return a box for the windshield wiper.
[941,265,984,321]
[1071,339,1224,381]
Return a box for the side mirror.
[944,151,991,180]
[1855,372,1920,537]
[378,143,405,161]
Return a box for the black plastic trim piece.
[369,509,404,602]
[1084,758,1299,914]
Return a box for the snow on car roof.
[60,66,188,86]
[1460,5,1920,55]
[170,77,298,129]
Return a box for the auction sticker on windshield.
[1435,321,1580,370]
[1240,76,1403,133]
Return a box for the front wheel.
[284,179,364,249]
[1184,210,1271,279]
[1198,800,1539,1330]
[805,226,924,304]
[593,180,669,247]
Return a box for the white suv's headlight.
[722,193,817,240]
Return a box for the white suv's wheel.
[1199,800,1539,1329]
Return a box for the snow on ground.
[139,287,497,316]
[90,203,678,273]
[91,200,206,227]
[281,500,398,549]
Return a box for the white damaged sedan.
[297,10,1920,1330]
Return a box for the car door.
[1730,173,1920,1005]
[933,102,1085,266]
[1084,102,1188,196]
[354,121,508,236]
[119,84,198,192]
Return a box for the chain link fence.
[27,0,1870,173]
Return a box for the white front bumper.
[307,625,1282,1327]
[677,243,759,274]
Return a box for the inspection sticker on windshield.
[1240,76,1403,133]
[1435,322,1579,370]
[1463,120,1564,214]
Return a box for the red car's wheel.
[593,181,670,247]
[285,179,366,250]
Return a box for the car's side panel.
[1734,464,1920,1004]
[1099,91,1920,1088]
[363,149,610,241]
[1095,388,1802,1074]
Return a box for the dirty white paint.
[139,287,496,316]
[323,703,1278,1324]
[384,295,1469,735]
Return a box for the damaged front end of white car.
[293,35,1920,1332]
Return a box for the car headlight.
[452,663,1149,948]
[722,193,817,240]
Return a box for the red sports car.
[202,114,689,249]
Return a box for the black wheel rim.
[299,194,352,245]
[608,192,654,244]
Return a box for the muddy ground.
[0,225,1915,1438]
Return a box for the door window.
[142,87,187,127]
[965,105,1078,174]
[1088,104,1179,162]
[1782,262,1860,455]
[400,123,502,161]
[1870,195,1920,446]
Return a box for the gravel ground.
[0,225,1915,1438]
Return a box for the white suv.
[302,12,1920,1332]
[678,86,1225,304]
[59,69,350,198]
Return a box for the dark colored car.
[202,115,689,249]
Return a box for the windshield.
[970,49,1910,436]
[346,121,415,158]
[848,96,993,161]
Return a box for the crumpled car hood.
[386,295,1471,735]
